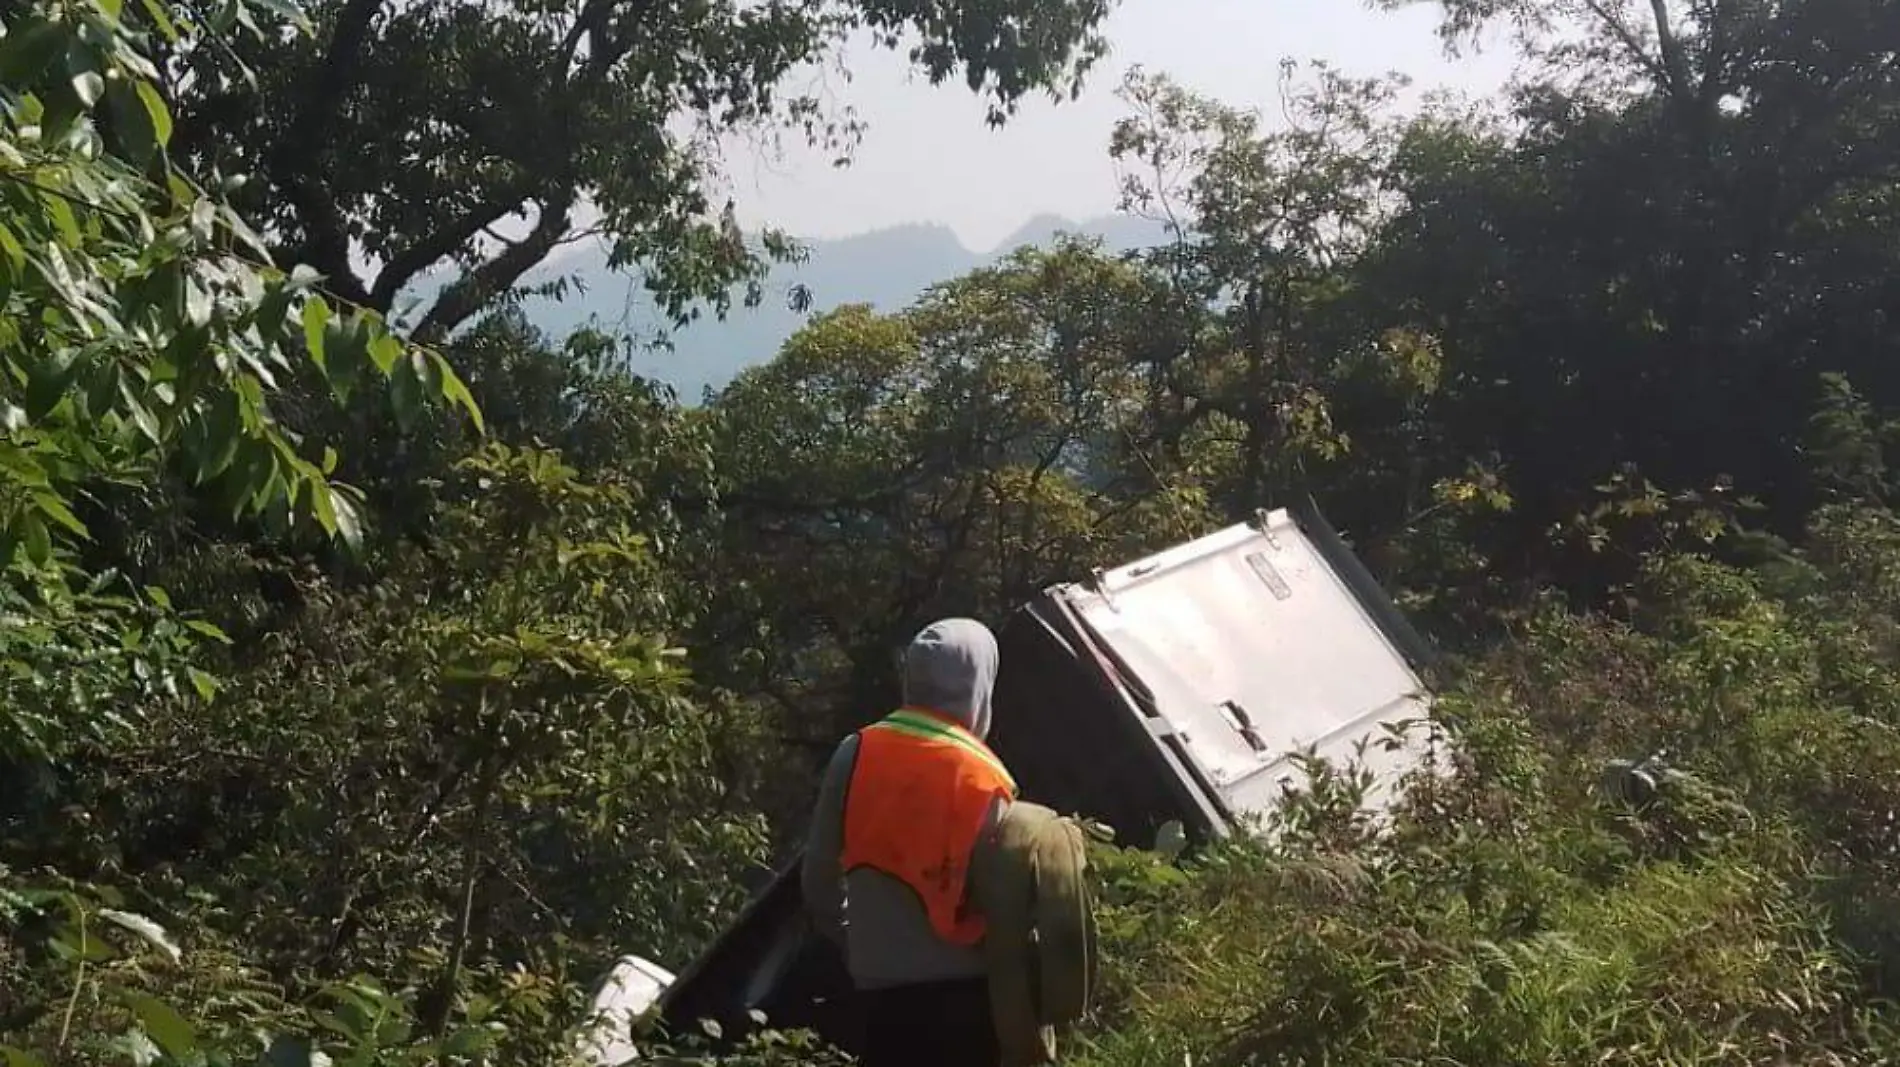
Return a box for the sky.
[706,0,1525,253]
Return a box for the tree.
[1109,63,1443,533]
[1360,0,1900,575]
[160,0,1119,343]
[0,0,478,764]
[698,240,1212,745]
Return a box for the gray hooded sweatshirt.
[801,618,1008,990]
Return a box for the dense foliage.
[8,0,1900,1061]
[1080,511,1900,1065]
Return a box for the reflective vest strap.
[870,708,1018,795]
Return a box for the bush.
[1068,513,1900,1066]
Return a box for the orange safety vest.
[838,707,1020,946]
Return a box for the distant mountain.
[407,213,1169,402]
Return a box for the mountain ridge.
[429,212,1168,400]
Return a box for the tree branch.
[1646,0,1692,100]
[271,0,388,308]
[370,180,538,308]
[414,188,578,343]
[403,0,652,339]
[558,0,618,76]
[1578,0,1675,95]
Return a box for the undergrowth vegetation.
[1080,508,1900,1065]
[7,0,1900,1060]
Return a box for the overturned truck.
[614,503,1439,1059]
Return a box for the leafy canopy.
[162,0,1120,341]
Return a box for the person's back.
[801,618,1014,1067]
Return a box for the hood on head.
[901,618,999,738]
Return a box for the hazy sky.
[710,0,1523,251]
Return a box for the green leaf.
[220,203,270,260]
[71,71,104,108]
[137,0,180,41]
[185,619,232,644]
[41,191,82,246]
[0,22,67,87]
[19,513,51,566]
[84,358,120,421]
[219,442,263,519]
[121,387,162,446]
[429,354,484,430]
[26,347,80,420]
[104,79,158,166]
[389,355,422,432]
[189,199,215,242]
[50,921,113,964]
[104,1032,161,1067]
[248,453,285,513]
[134,80,172,145]
[2,1045,50,1067]
[442,1025,498,1057]
[251,0,311,28]
[184,275,213,328]
[330,485,365,549]
[369,331,404,376]
[0,223,26,276]
[38,76,84,143]
[122,993,198,1061]
[199,390,242,480]
[310,477,338,537]
[328,316,376,398]
[301,297,329,369]
[98,909,182,964]
[29,490,88,539]
[187,667,218,702]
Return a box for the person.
[801,618,1016,1067]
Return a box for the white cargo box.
[989,505,1438,843]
